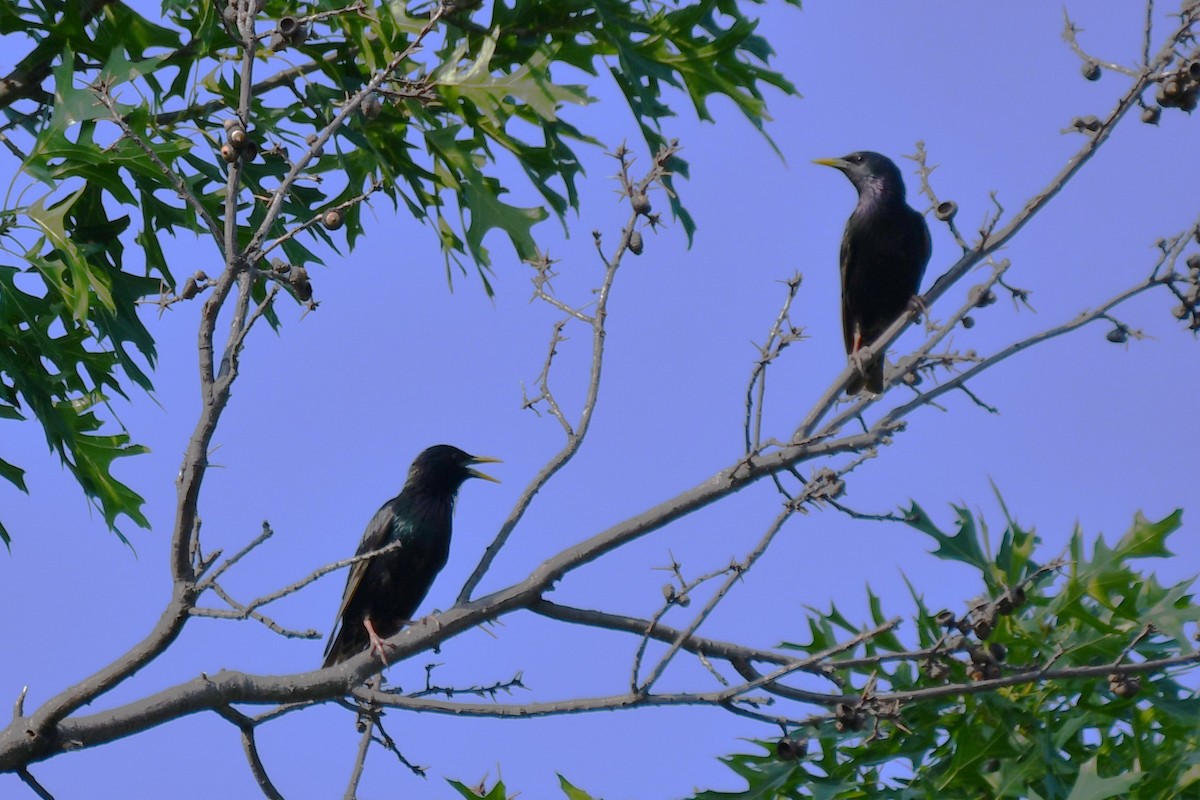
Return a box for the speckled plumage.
[322,445,499,667]
[816,151,931,394]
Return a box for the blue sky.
[1,2,1197,798]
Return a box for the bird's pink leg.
[363,618,396,663]
[848,330,870,378]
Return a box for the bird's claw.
[848,346,871,379]
[364,618,397,664]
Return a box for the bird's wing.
[323,503,395,660]
[839,229,858,355]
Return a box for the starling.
[814,152,931,394]
[322,444,500,667]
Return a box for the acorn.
[975,289,997,308]
[228,125,247,147]
[222,118,240,131]
[631,191,652,215]
[1079,115,1101,132]
[775,736,808,762]
[961,315,975,329]
[240,140,259,162]
[973,619,993,640]
[935,200,958,221]
[934,610,957,628]
[661,583,676,602]
[1163,78,1183,100]
[1106,326,1129,344]
[1177,86,1198,113]
[833,703,863,732]
[278,16,308,46]
[180,276,199,300]
[289,265,312,301]
[988,642,1007,662]
[628,230,644,255]
[305,133,324,159]
[1187,60,1200,81]
[322,209,344,230]
[361,93,383,120]
[676,592,690,608]
[219,143,238,163]
[1108,673,1142,698]
[194,270,208,282]
[923,659,949,681]
[1186,254,1200,273]
[1141,105,1161,125]
[1175,304,1190,320]
[1081,61,1101,81]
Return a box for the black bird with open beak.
[322,444,500,667]
[814,151,931,394]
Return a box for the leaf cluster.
[691,505,1199,799]
[0,0,799,542]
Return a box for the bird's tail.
[847,355,884,395]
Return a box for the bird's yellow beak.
[467,455,502,483]
[812,157,847,169]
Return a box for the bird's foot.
[907,295,934,331]
[364,618,397,664]
[848,346,871,379]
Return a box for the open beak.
[812,157,849,170]
[467,455,502,483]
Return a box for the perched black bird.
[322,445,500,667]
[814,151,931,394]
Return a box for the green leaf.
[1115,510,1181,559]
[558,774,598,800]
[447,778,509,800]
[905,502,990,572]
[1063,757,1141,800]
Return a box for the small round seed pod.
[935,200,957,221]
[775,736,808,762]
[1106,326,1129,344]
[278,16,308,45]
[361,93,383,120]
[220,143,238,163]
[961,315,975,329]
[1141,106,1161,125]
[631,192,651,215]
[628,230,644,255]
[1081,61,1101,81]
[923,659,949,681]
[1177,86,1198,113]
[323,209,344,230]
[934,610,957,628]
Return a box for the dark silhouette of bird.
[322,444,500,668]
[814,151,931,394]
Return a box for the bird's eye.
[849,154,863,163]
